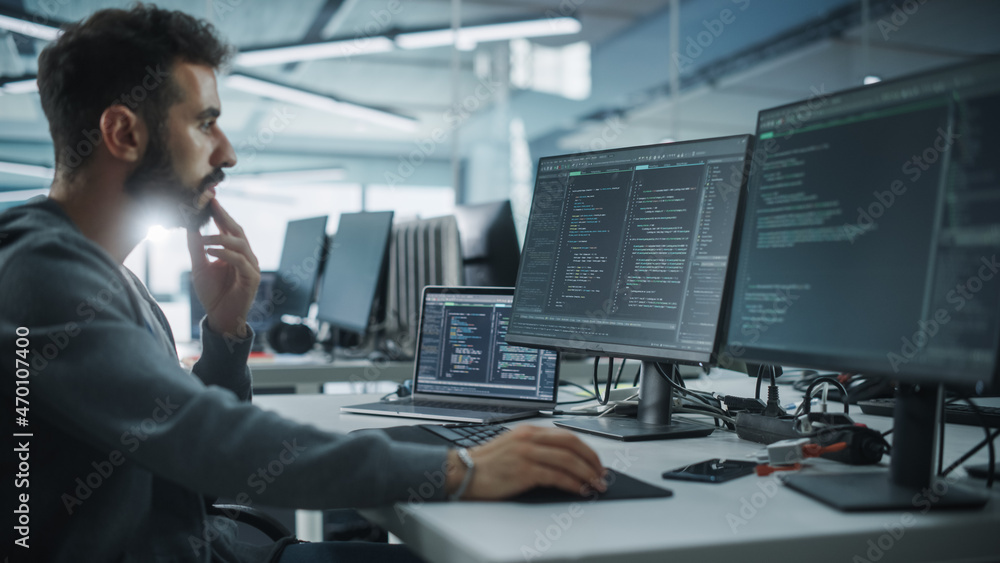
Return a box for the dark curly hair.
[37,4,232,177]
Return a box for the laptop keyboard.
[423,423,511,447]
[410,399,534,415]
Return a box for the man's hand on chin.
[186,199,260,339]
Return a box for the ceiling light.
[0,160,54,179]
[395,17,581,50]
[0,14,61,41]
[235,36,395,66]
[863,75,882,85]
[1,79,38,94]
[225,74,418,132]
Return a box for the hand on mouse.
[445,425,607,500]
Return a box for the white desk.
[253,374,1000,563]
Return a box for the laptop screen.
[414,288,559,403]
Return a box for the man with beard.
[0,5,606,563]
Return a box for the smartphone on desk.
[662,458,757,483]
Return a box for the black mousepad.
[366,425,674,503]
[510,468,673,503]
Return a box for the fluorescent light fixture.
[235,36,395,66]
[225,74,418,132]
[1,79,38,94]
[396,17,581,50]
[0,14,61,41]
[0,160,54,179]
[863,75,882,85]
[228,168,347,186]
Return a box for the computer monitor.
[727,57,1000,510]
[453,200,520,287]
[507,135,753,440]
[188,271,278,350]
[316,211,394,335]
[273,215,328,318]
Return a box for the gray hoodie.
[0,198,448,562]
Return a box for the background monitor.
[316,211,394,335]
[727,57,1000,510]
[188,271,278,351]
[273,215,328,318]
[453,200,521,287]
[507,135,753,440]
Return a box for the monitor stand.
[555,361,714,441]
[783,384,989,511]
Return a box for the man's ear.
[99,105,146,164]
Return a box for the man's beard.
[124,128,224,231]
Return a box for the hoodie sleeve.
[0,234,453,508]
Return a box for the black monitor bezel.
[315,211,394,334]
[723,57,1000,391]
[507,134,754,366]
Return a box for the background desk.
[253,373,1000,563]
[248,356,610,394]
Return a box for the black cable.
[632,364,641,386]
[938,395,947,477]
[755,365,765,400]
[613,358,627,389]
[592,357,614,406]
[802,376,850,414]
[938,396,995,488]
[654,363,718,409]
[941,427,1000,482]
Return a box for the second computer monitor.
[453,200,521,287]
[316,211,394,335]
[507,135,753,440]
[508,135,752,364]
[274,215,328,318]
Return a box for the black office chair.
[208,503,294,541]
[207,504,385,544]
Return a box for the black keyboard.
[409,399,532,415]
[422,423,510,447]
[858,398,1000,428]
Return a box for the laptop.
[341,286,560,423]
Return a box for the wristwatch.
[448,448,475,501]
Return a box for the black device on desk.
[725,57,1000,511]
[661,458,756,483]
[506,135,754,441]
